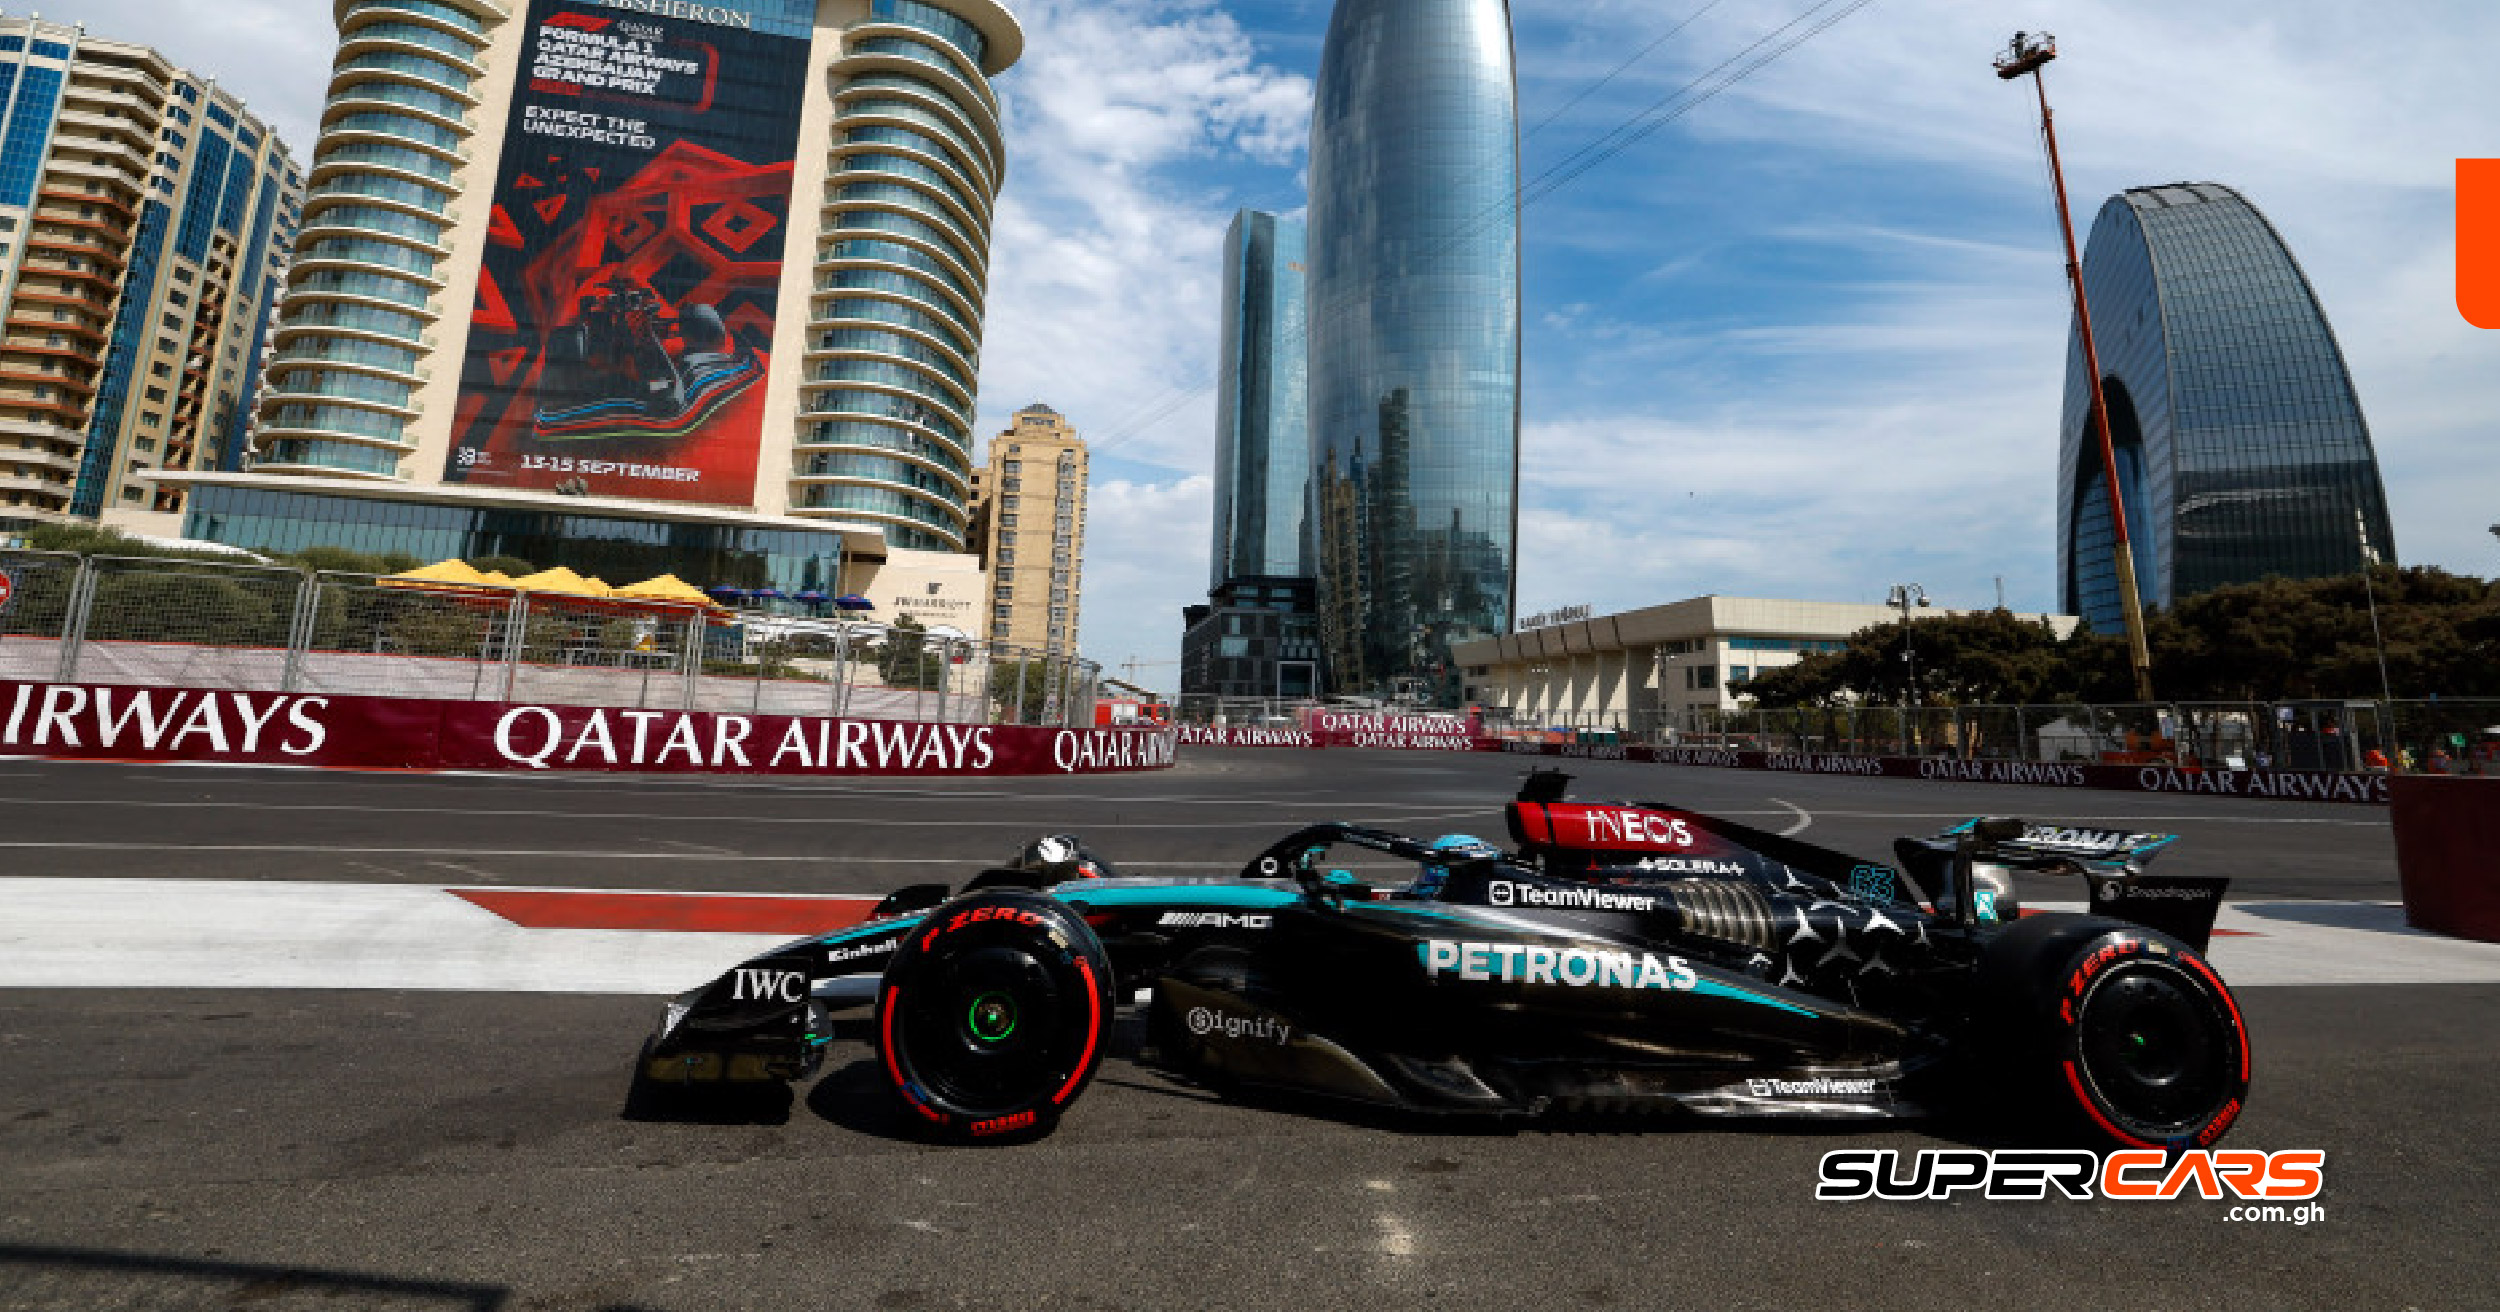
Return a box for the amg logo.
[1487,881,1657,912]
[1421,940,1697,991]
[1157,912,1274,930]
[1747,1076,1881,1098]
[729,968,806,1003]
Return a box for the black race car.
[634,771,2249,1148]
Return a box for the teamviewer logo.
[1488,881,1515,906]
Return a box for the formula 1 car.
[633,771,2249,1148]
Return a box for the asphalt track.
[2,749,2491,1310]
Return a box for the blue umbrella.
[834,594,875,611]
[752,586,788,601]
[703,584,745,599]
[795,589,830,604]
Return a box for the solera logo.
[2462,159,2500,328]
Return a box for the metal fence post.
[54,557,97,683]
[829,627,848,718]
[501,592,529,703]
[679,608,703,711]
[279,571,321,694]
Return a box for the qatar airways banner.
[1308,710,1479,751]
[1478,738,2390,805]
[442,0,814,504]
[0,681,1177,778]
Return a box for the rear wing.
[1934,818,2179,867]
[1913,818,2224,951]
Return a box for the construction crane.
[1996,31,2156,703]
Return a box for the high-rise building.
[1183,208,1319,705]
[1306,0,1520,704]
[2058,182,2396,632]
[160,0,1023,593]
[969,403,1084,655]
[1208,208,1307,587]
[0,16,298,531]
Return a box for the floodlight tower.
[1997,31,2156,702]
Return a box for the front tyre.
[874,891,1113,1141]
[1981,915,2251,1149]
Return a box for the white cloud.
[1076,474,1214,684]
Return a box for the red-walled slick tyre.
[874,891,1114,1142]
[1979,914,2252,1150]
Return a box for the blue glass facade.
[0,63,63,206]
[184,485,849,593]
[72,201,173,518]
[2058,183,2396,633]
[1210,210,1310,588]
[1307,0,1520,702]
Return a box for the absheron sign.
[0,680,1176,778]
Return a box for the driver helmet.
[1010,834,1115,881]
[1411,833,1492,899]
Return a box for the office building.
[161,0,1024,593]
[1208,208,1307,587]
[0,16,298,530]
[1179,575,1321,703]
[1305,0,1520,704]
[1185,208,1316,704]
[1452,596,2077,726]
[968,402,1083,654]
[2058,182,2396,632]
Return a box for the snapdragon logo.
[1420,939,1697,990]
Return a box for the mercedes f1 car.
[533,273,763,442]
[634,771,2250,1148]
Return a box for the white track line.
[6,879,2499,995]
[1768,798,1812,836]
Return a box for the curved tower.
[1306,0,1520,702]
[238,0,1020,560]
[2058,182,2395,632]
[258,0,496,478]
[801,0,1016,549]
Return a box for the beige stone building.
[1453,595,2077,729]
[0,16,298,531]
[968,402,1084,655]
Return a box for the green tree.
[1736,609,2079,708]
[876,615,949,690]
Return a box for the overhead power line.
[1076,0,1884,461]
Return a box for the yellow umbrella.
[381,558,495,589]
[510,566,608,596]
[613,573,714,605]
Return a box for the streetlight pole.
[1888,582,1929,753]
[1997,32,2156,703]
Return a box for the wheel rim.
[895,944,1067,1116]
[2076,963,2230,1133]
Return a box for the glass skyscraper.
[1306,0,1520,702]
[2058,182,2395,632]
[1209,209,1308,588]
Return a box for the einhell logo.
[2463,160,2500,328]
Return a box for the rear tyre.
[874,891,1113,1141]
[1978,914,2251,1149]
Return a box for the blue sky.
[58,0,2500,690]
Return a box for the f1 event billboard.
[444,0,815,505]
